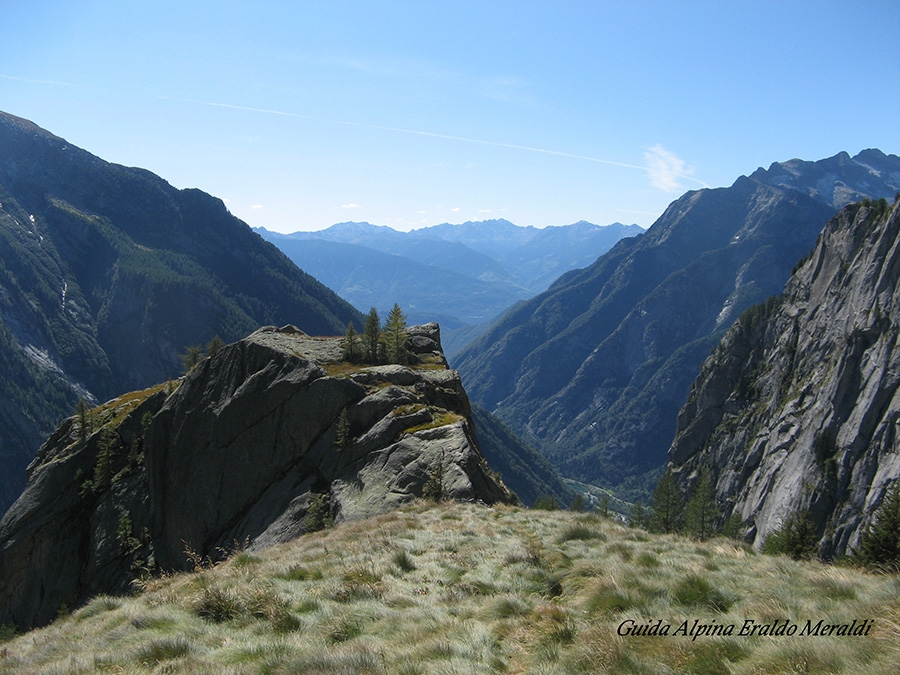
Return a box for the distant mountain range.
[255,220,643,355]
[455,150,900,500]
[0,111,363,514]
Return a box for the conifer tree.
[334,408,351,451]
[533,495,558,510]
[206,335,225,357]
[855,482,900,571]
[598,493,612,517]
[649,468,684,534]
[569,493,586,512]
[363,307,381,363]
[342,322,360,363]
[76,399,91,444]
[384,303,408,364]
[629,500,649,529]
[182,345,203,373]
[761,509,818,560]
[684,469,718,540]
[423,449,446,502]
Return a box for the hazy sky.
[2,1,898,232]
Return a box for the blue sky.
[2,1,898,232]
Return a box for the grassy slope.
[1,502,898,675]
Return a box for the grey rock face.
[669,199,900,558]
[0,324,512,630]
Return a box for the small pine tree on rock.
[384,303,408,364]
[334,408,351,451]
[342,322,360,363]
[76,399,92,444]
[363,307,382,364]
[423,449,447,502]
[206,335,225,357]
[182,345,203,373]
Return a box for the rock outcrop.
[669,198,900,558]
[0,323,513,630]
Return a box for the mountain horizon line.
[255,216,644,237]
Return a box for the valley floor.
[1,502,898,674]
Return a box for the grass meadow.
[1,501,898,674]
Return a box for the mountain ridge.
[256,219,644,356]
[455,150,900,498]
[0,110,364,514]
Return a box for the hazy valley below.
[255,219,644,357]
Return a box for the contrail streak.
[161,97,709,188]
[1,73,77,87]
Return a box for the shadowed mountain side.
[0,111,363,515]
[470,404,576,508]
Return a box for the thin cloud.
[250,204,264,209]
[644,144,708,192]
[1,73,77,87]
[328,54,532,106]
[341,203,361,209]
[163,97,710,190]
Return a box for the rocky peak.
[749,149,900,210]
[669,198,900,558]
[0,323,512,630]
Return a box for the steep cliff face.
[669,199,900,558]
[0,323,513,630]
